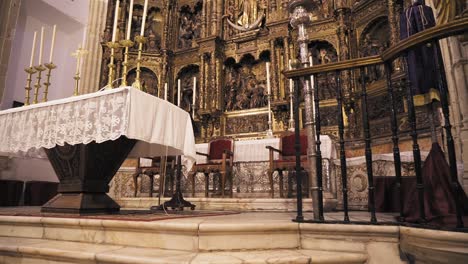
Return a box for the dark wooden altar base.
[43,136,136,214]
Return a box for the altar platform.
[1,207,467,264]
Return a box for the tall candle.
[29,31,37,67]
[111,0,120,42]
[140,0,149,36]
[38,26,44,65]
[266,62,271,95]
[48,25,56,62]
[82,25,87,49]
[75,45,82,75]
[164,82,168,100]
[126,0,134,39]
[288,59,293,94]
[192,77,197,106]
[177,79,181,106]
[309,56,315,86]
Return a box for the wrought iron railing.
[284,17,468,231]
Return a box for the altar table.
[195,136,336,164]
[0,87,196,213]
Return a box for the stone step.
[0,236,368,264]
[0,213,400,253]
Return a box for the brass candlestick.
[119,39,134,87]
[71,47,88,96]
[24,67,37,105]
[106,41,120,89]
[33,65,46,104]
[73,73,80,96]
[132,35,147,91]
[42,62,57,102]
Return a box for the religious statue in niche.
[127,68,158,96]
[178,2,202,49]
[145,8,163,52]
[224,0,266,32]
[400,0,443,110]
[308,41,338,100]
[359,18,390,83]
[224,62,268,111]
[177,65,199,113]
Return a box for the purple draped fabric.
[402,143,468,227]
[399,3,442,106]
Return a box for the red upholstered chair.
[191,138,234,198]
[133,157,176,197]
[266,133,309,198]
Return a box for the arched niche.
[359,16,390,83]
[127,67,158,96]
[308,41,338,101]
[308,40,338,65]
[223,52,270,111]
[144,7,163,52]
[359,16,390,57]
[178,1,202,49]
[176,64,200,113]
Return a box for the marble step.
[0,213,400,253]
[0,236,368,264]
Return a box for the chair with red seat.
[133,157,176,197]
[191,138,234,198]
[266,133,309,198]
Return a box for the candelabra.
[42,62,57,102]
[32,64,46,104]
[132,35,147,91]
[106,41,120,89]
[119,39,134,87]
[24,67,37,106]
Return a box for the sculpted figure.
[400,0,441,106]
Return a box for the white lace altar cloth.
[0,87,196,170]
[194,135,335,164]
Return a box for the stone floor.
[0,206,398,223]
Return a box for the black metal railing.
[285,17,468,231]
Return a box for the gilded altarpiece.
[103,0,426,201]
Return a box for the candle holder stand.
[132,36,147,91]
[43,62,57,102]
[33,65,46,104]
[266,93,274,138]
[71,47,88,96]
[106,41,121,89]
[288,90,295,131]
[119,39,134,87]
[192,104,197,120]
[24,67,37,106]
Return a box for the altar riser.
[1,213,466,264]
[116,197,338,212]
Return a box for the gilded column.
[211,0,217,36]
[210,52,216,110]
[386,0,403,47]
[0,0,21,105]
[283,36,291,100]
[217,0,224,37]
[270,39,279,100]
[199,54,205,110]
[215,53,223,111]
[204,1,212,37]
[81,0,109,94]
